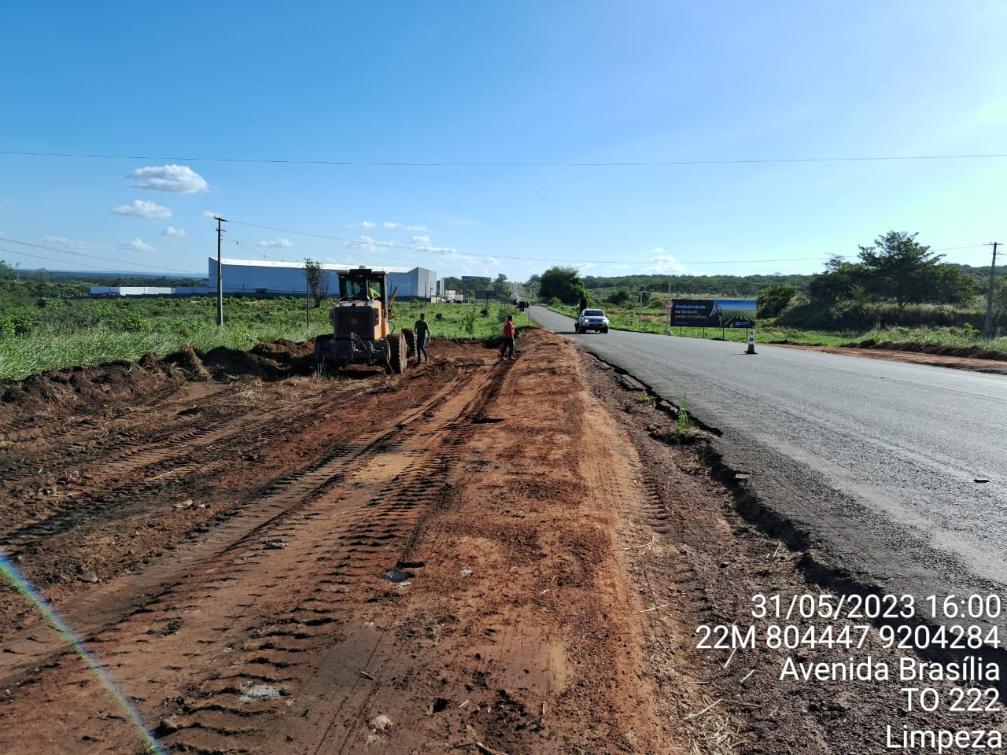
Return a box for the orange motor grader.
[314,268,414,373]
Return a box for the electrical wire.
[3,149,1007,168]
[224,218,988,267]
[225,220,830,265]
[0,237,199,275]
[0,246,153,274]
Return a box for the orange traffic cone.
[745,329,757,355]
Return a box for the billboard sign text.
[669,299,757,328]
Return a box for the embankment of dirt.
[852,338,1007,361]
[0,339,318,415]
[775,341,1007,374]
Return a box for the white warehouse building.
[208,258,438,300]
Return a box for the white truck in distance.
[575,308,610,334]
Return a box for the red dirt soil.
[0,333,686,753]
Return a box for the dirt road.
[0,333,678,753]
[2,331,1002,753]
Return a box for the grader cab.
[314,268,413,373]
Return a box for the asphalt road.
[530,306,1007,600]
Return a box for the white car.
[575,308,609,334]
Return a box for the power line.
[0,246,165,274]
[226,220,830,266]
[225,219,989,267]
[3,149,1007,168]
[0,237,199,275]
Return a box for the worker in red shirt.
[501,315,517,360]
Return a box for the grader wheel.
[386,332,407,374]
[402,328,416,360]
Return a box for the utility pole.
[214,216,227,326]
[983,241,1000,339]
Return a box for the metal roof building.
[207,258,437,300]
[90,285,210,297]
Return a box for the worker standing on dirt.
[414,313,431,363]
[501,315,517,360]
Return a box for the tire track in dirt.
[0,379,213,481]
[0,358,509,754]
[0,390,348,550]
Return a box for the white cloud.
[202,210,219,220]
[415,243,457,256]
[355,234,378,251]
[130,164,208,193]
[455,254,500,275]
[112,199,172,219]
[649,247,687,274]
[348,235,399,252]
[162,226,186,237]
[359,220,376,229]
[119,238,154,252]
[258,238,293,248]
[407,233,455,255]
[382,221,427,232]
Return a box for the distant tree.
[808,255,867,305]
[492,273,510,300]
[524,274,541,301]
[304,259,330,308]
[606,289,631,306]
[989,278,1007,334]
[538,266,586,305]
[857,231,964,308]
[756,284,798,318]
[444,275,490,300]
[928,264,976,305]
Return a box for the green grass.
[0,296,532,380]
[394,300,528,341]
[845,327,1007,355]
[551,304,1007,357]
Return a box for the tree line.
[529,231,1003,332]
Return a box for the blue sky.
[1,1,1004,281]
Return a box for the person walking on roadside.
[501,315,517,360]
[414,313,431,363]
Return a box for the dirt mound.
[855,338,1007,362]
[0,339,318,417]
[1,359,173,414]
[161,346,212,380]
[200,343,314,380]
[199,338,316,379]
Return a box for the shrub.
[607,289,631,305]
[0,314,33,337]
[757,284,798,318]
[778,299,994,331]
[120,313,148,332]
